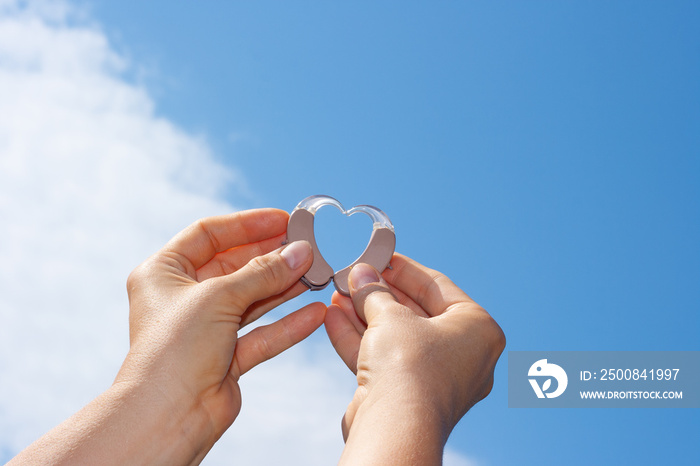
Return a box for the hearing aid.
[286,195,396,296]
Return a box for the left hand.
[116,208,326,453]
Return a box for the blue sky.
[1,1,698,464]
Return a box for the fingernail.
[349,263,380,290]
[281,241,311,269]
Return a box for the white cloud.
[444,448,481,466]
[0,2,481,464]
[0,0,235,452]
[0,1,354,464]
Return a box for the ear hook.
[285,195,396,296]
[346,204,395,232]
[293,194,346,215]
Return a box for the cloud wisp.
[0,0,234,453]
[0,2,353,463]
[0,1,477,464]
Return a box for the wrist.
[104,379,216,464]
[111,351,220,463]
[8,378,215,466]
[341,382,451,465]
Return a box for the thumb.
[221,240,313,310]
[348,263,400,324]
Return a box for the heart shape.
[286,195,396,296]
[313,206,373,274]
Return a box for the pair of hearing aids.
[286,195,396,296]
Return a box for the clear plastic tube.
[346,205,395,233]
[293,194,345,215]
[293,195,394,232]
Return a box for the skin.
[10,208,505,465]
[9,208,325,465]
[325,257,506,465]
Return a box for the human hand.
[9,208,326,465]
[325,254,505,464]
[115,208,325,459]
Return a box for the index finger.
[382,253,476,317]
[163,208,290,270]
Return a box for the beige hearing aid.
[286,195,396,296]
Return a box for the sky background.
[0,1,698,464]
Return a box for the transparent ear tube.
[286,195,396,296]
[292,194,346,215]
[346,205,395,233]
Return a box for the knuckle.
[487,317,507,354]
[479,312,506,355]
[415,271,446,305]
[252,330,274,360]
[479,375,496,401]
[468,305,506,355]
[361,284,395,304]
[126,263,146,294]
[194,217,221,253]
[248,255,285,287]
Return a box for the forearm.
[340,393,450,466]
[9,381,214,466]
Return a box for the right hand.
[325,254,505,453]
